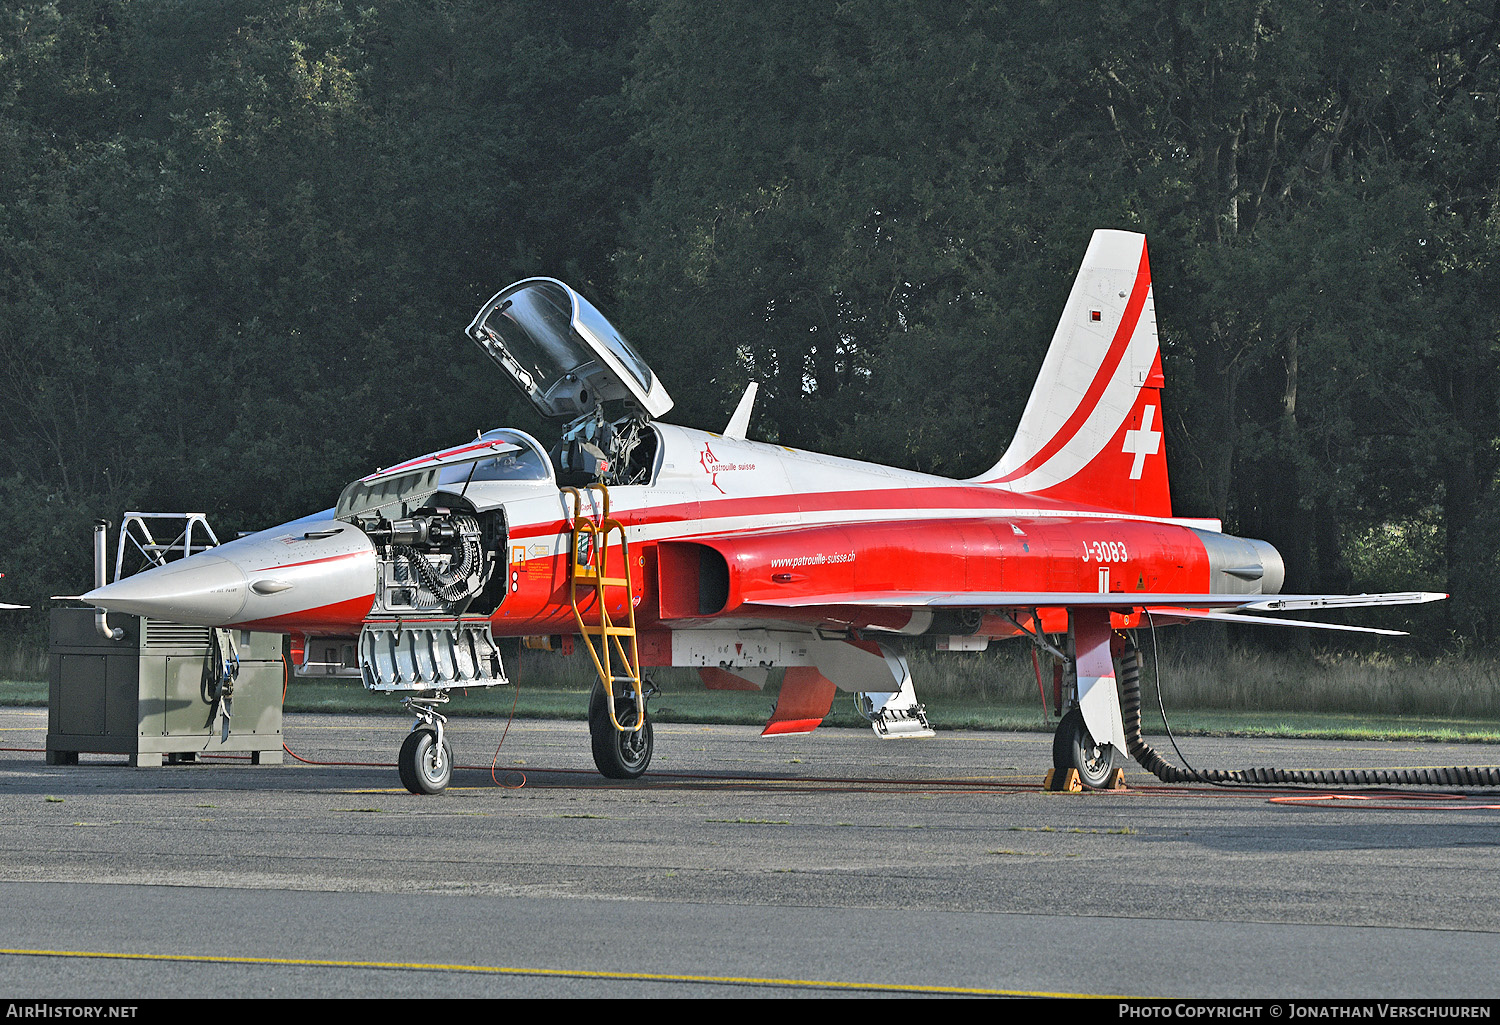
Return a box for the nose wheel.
[398,727,453,794]
[398,693,454,794]
[1053,706,1119,790]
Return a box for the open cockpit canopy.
[466,278,673,420]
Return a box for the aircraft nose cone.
[82,555,249,626]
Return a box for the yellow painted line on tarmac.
[0,946,1121,998]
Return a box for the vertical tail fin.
[972,229,1171,518]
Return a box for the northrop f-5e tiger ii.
[80,230,1444,793]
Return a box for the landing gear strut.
[1036,607,1125,790]
[1053,706,1119,790]
[398,693,454,794]
[588,683,653,779]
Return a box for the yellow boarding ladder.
[562,484,643,733]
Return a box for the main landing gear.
[566,483,654,781]
[1052,706,1119,790]
[1034,609,1127,791]
[588,681,654,779]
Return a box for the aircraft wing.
[0,602,29,610]
[744,590,1446,635]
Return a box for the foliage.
[1,1,1497,653]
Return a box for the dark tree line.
[2,1,1497,650]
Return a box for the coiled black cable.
[1120,616,1500,787]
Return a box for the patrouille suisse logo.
[699,442,754,495]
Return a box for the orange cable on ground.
[1270,792,1500,811]
[488,664,527,790]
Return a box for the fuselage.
[82,421,1286,662]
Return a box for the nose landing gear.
[398,693,454,794]
[399,727,453,794]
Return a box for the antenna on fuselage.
[724,383,758,440]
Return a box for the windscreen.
[436,438,550,486]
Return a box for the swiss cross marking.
[1122,404,1161,480]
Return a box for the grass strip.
[5,677,1498,743]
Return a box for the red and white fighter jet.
[81,230,1443,792]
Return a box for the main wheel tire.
[589,686,654,779]
[1053,707,1119,790]
[398,728,453,795]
